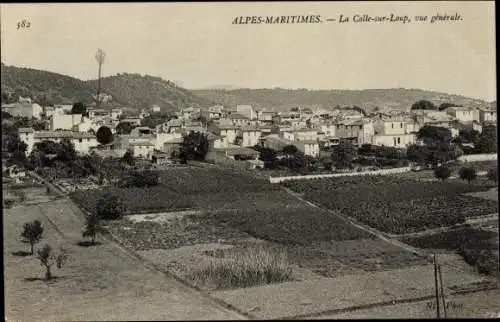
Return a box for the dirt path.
[4,193,247,321]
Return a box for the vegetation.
[115,121,133,135]
[96,192,124,220]
[192,88,487,114]
[35,244,70,281]
[96,126,113,145]
[20,220,44,255]
[86,73,213,113]
[179,131,210,162]
[71,102,86,115]
[330,140,357,168]
[284,176,497,234]
[82,213,100,245]
[487,167,497,183]
[434,166,451,181]
[474,125,497,154]
[459,166,477,185]
[403,227,498,277]
[1,63,94,105]
[121,150,135,166]
[411,99,437,110]
[190,246,293,290]
[1,63,214,112]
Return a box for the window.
[397,137,401,144]
[79,139,83,143]
[391,123,394,129]
[400,123,403,128]
[393,138,397,146]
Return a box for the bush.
[190,246,293,290]
[487,167,498,183]
[459,166,477,185]
[434,166,452,181]
[96,192,124,220]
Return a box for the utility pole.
[434,254,441,318]
[438,264,447,318]
[95,49,106,108]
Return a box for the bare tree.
[36,244,69,281]
[95,49,106,107]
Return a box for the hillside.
[1,64,214,113]
[192,88,491,113]
[1,63,94,105]
[85,74,213,113]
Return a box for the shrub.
[434,166,452,181]
[487,167,498,183]
[96,192,124,220]
[190,246,293,290]
[459,166,477,185]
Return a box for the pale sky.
[0,2,496,101]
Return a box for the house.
[111,108,123,120]
[155,132,183,150]
[372,118,416,148]
[445,106,480,123]
[122,118,142,127]
[151,105,161,113]
[178,107,201,120]
[241,127,262,147]
[282,128,319,142]
[162,137,184,156]
[257,111,275,126]
[236,104,257,120]
[262,134,319,157]
[218,125,239,144]
[18,128,99,155]
[128,141,155,159]
[478,107,497,123]
[227,113,251,127]
[2,102,43,119]
[50,114,86,131]
[43,106,56,119]
[87,108,112,120]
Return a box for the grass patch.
[189,246,293,290]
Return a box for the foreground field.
[4,196,246,321]
[402,226,499,277]
[283,176,498,234]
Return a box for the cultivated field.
[283,176,498,234]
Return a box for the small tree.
[35,244,69,281]
[82,213,100,245]
[459,166,477,185]
[21,220,44,255]
[71,102,86,115]
[434,166,451,182]
[96,126,114,145]
[487,167,498,184]
[122,150,135,166]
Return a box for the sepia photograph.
[1,1,498,320]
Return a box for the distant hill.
[85,73,213,113]
[1,63,214,113]
[191,88,492,113]
[1,63,94,105]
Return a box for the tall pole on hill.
[433,254,441,318]
[95,49,106,107]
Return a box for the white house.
[241,127,262,147]
[372,118,416,148]
[445,106,480,123]
[236,105,257,120]
[2,102,43,119]
[218,125,239,144]
[50,114,87,131]
[479,108,497,123]
[18,128,99,155]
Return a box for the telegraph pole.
[95,49,106,107]
[434,254,441,318]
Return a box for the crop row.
[284,176,494,205]
[158,167,280,194]
[313,194,498,234]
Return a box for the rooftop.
[228,113,249,119]
[31,130,96,139]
